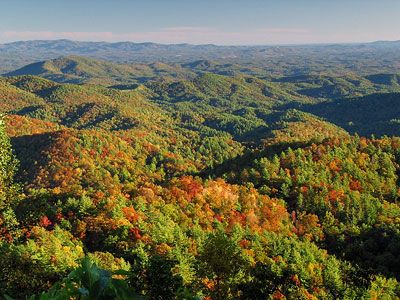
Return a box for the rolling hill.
[6,56,196,85]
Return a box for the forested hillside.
[1,51,400,299]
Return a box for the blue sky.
[0,0,399,45]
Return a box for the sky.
[0,0,399,45]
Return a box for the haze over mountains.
[2,39,400,74]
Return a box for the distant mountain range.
[1,39,400,75]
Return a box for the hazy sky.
[0,0,399,45]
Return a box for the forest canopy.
[0,47,400,299]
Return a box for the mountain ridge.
[2,39,400,75]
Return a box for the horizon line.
[1,38,400,48]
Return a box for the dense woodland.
[1,45,400,299]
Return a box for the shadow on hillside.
[297,92,400,136]
[198,140,315,181]
[11,132,56,184]
[326,225,400,281]
[13,105,46,116]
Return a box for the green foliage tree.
[198,228,249,299]
[0,114,20,238]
